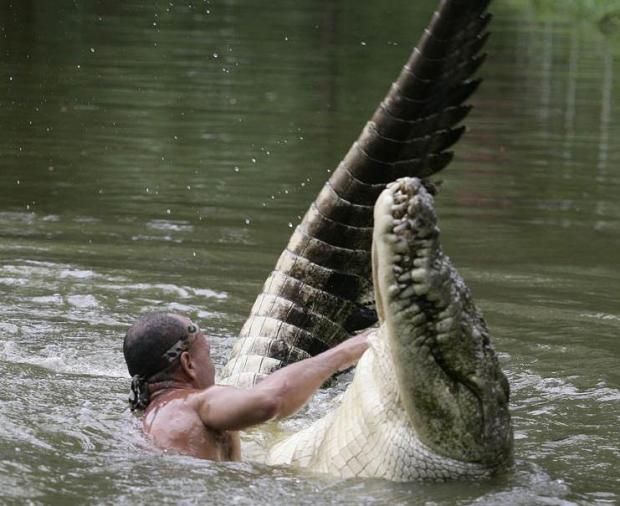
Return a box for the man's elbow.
[256,390,282,422]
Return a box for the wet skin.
[144,389,242,461]
[139,315,369,461]
[143,328,241,461]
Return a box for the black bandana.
[127,323,200,411]
[129,374,150,411]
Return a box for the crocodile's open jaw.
[372,178,512,465]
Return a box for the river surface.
[0,0,619,504]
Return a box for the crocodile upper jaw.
[372,177,512,466]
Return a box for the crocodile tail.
[221,0,493,386]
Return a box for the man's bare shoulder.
[144,390,202,434]
[143,386,241,434]
[183,384,243,417]
[143,388,239,460]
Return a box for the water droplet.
[234,166,240,172]
[90,47,95,53]
[251,158,256,163]
[360,41,367,46]
[193,251,197,257]
[288,222,293,228]
[166,209,171,215]
[213,52,219,58]
[186,185,191,190]
[244,218,251,225]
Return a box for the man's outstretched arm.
[194,331,370,432]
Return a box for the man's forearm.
[254,334,368,420]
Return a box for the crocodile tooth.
[408,303,421,314]
[393,240,409,253]
[436,332,451,344]
[399,284,416,299]
[413,258,427,267]
[414,334,426,346]
[435,318,454,332]
[397,273,411,283]
[409,312,426,326]
[393,222,409,234]
[410,268,427,282]
[387,285,400,297]
[414,283,430,296]
[395,196,407,205]
[438,306,457,320]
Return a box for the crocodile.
[222,0,494,386]
[266,177,512,479]
[221,0,513,480]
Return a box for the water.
[1,0,619,504]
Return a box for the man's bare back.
[123,313,369,461]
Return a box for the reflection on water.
[0,0,619,504]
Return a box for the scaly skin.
[267,178,512,480]
[222,0,494,387]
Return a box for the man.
[123,312,369,461]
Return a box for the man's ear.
[180,351,196,380]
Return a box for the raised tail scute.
[221,0,494,387]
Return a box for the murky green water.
[1,0,618,504]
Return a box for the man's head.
[123,312,215,409]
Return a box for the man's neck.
[148,379,195,402]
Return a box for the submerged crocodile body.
[221,0,513,480]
